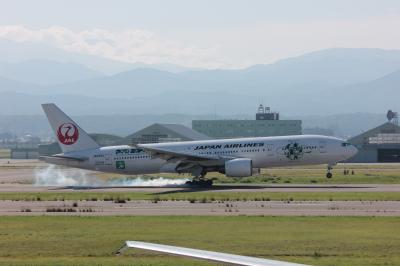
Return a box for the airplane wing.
[116,241,309,266]
[137,144,234,162]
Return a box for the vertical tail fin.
[42,103,100,153]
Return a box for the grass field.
[0,216,399,266]
[1,191,400,201]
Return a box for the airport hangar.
[346,121,400,163]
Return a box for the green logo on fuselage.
[116,160,125,170]
[283,142,312,160]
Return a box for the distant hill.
[0,60,104,85]
[51,68,183,97]
[0,76,43,93]
[0,112,388,140]
[35,48,400,99]
[0,39,199,74]
[321,70,400,112]
[0,39,135,74]
[243,48,400,88]
[0,47,400,115]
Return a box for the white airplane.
[41,103,358,186]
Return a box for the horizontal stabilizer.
[39,155,88,162]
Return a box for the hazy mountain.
[0,91,133,115]
[32,48,400,99]
[242,48,400,88]
[0,76,46,94]
[0,111,388,140]
[3,40,400,97]
[1,47,400,116]
[51,68,185,97]
[129,62,203,73]
[0,39,135,74]
[0,90,257,115]
[0,60,104,85]
[320,70,400,113]
[0,39,198,74]
[289,113,388,139]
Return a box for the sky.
[0,0,400,68]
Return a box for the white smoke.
[107,176,189,187]
[34,165,96,186]
[34,165,189,187]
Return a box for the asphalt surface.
[1,158,400,193]
[2,183,400,193]
[4,200,400,216]
[1,159,400,216]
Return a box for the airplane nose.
[349,145,358,157]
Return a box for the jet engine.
[225,158,253,177]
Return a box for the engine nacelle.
[225,158,253,177]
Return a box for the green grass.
[1,191,400,201]
[0,216,399,265]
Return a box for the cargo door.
[104,154,112,165]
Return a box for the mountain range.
[0,39,399,119]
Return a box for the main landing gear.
[326,165,333,178]
[185,167,213,187]
[185,179,213,187]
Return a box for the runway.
[1,159,400,216]
[1,158,400,192]
[2,199,400,216]
[1,183,400,193]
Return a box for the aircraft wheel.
[204,179,213,187]
[326,172,333,178]
[186,179,213,187]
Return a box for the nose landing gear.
[326,165,333,178]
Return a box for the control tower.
[256,104,279,120]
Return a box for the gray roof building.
[347,122,400,162]
[120,123,211,145]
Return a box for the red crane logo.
[57,123,79,145]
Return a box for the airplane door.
[266,144,275,156]
[104,154,112,165]
[318,141,327,153]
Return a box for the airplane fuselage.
[44,135,358,177]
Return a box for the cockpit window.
[341,142,351,147]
